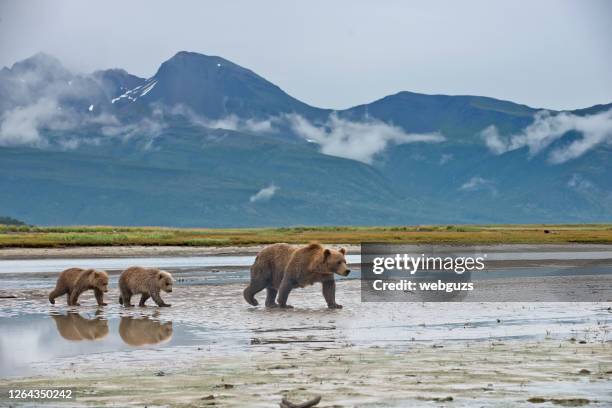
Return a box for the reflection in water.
[50,312,109,341]
[119,316,173,346]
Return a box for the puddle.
[0,311,214,377]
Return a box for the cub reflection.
[51,312,109,341]
[119,316,173,346]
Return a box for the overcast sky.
[0,0,610,110]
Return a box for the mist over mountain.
[0,51,610,226]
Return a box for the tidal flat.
[0,246,611,406]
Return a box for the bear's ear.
[93,270,100,277]
[158,272,164,280]
[323,249,331,259]
[339,248,346,255]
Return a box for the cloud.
[169,105,273,134]
[0,60,125,148]
[0,95,162,149]
[439,153,453,165]
[287,113,445,164]
[567,173,595,192]
[459,176,497,195]
[249,184,278,203]
[481,108,612,163]
[100,107,165,143]
[0,98,62,146]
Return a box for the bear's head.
[89,269,109,292]
[323,247,351,277]
[157,270,174,293]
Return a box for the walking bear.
[49,268,109,306]
[118,267,174,307]
[243,243,350,309]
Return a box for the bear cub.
[49,268,109,306]
[118,266,174,307]
[244,243,350,309]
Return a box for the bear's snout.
[337,269,350,276]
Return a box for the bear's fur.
[48,268,109,306]
[243,243,350,309]
[119,316,173,346]
[118,267,173,307]
[51,312,109,341]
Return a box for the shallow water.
[2,249,612,274]
[0,311,209,377]
[1,280,610,378]
[0,249,611,407]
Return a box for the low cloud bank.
[250,184,278,203]
[287,113,445,164]
[0,62,146,148]
[0,61,273,149]
[481,109,612,163]
[169,105,273,134]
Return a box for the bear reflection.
[119,316,173,346]
[51,312,109,341]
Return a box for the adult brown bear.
[243,243,350,309]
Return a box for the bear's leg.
[49,286,67,305]
[94,288,108,306]
[277,278,294,309]
[69,288,83,306]
[243,277,267,306]
[322,280,342,309]
[139,294,150,307]
[120,289,133,307]
[265,287,278,307]
[150,289,170,307]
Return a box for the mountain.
[92,68,145,101]
[0,52,113,117]
[341,91,538,142]
[0,52,610,226]
[112,51,326,120]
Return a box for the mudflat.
[1,279,611,407]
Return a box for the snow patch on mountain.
[140,80,157,97]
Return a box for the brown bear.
[243,243,350,309]
[119,316,173,346]
[51,312,109,341]
[48,268,109,306]
[118,267,173,307]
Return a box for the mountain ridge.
[0,51,610,226]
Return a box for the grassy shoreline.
[1,224,612,248]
